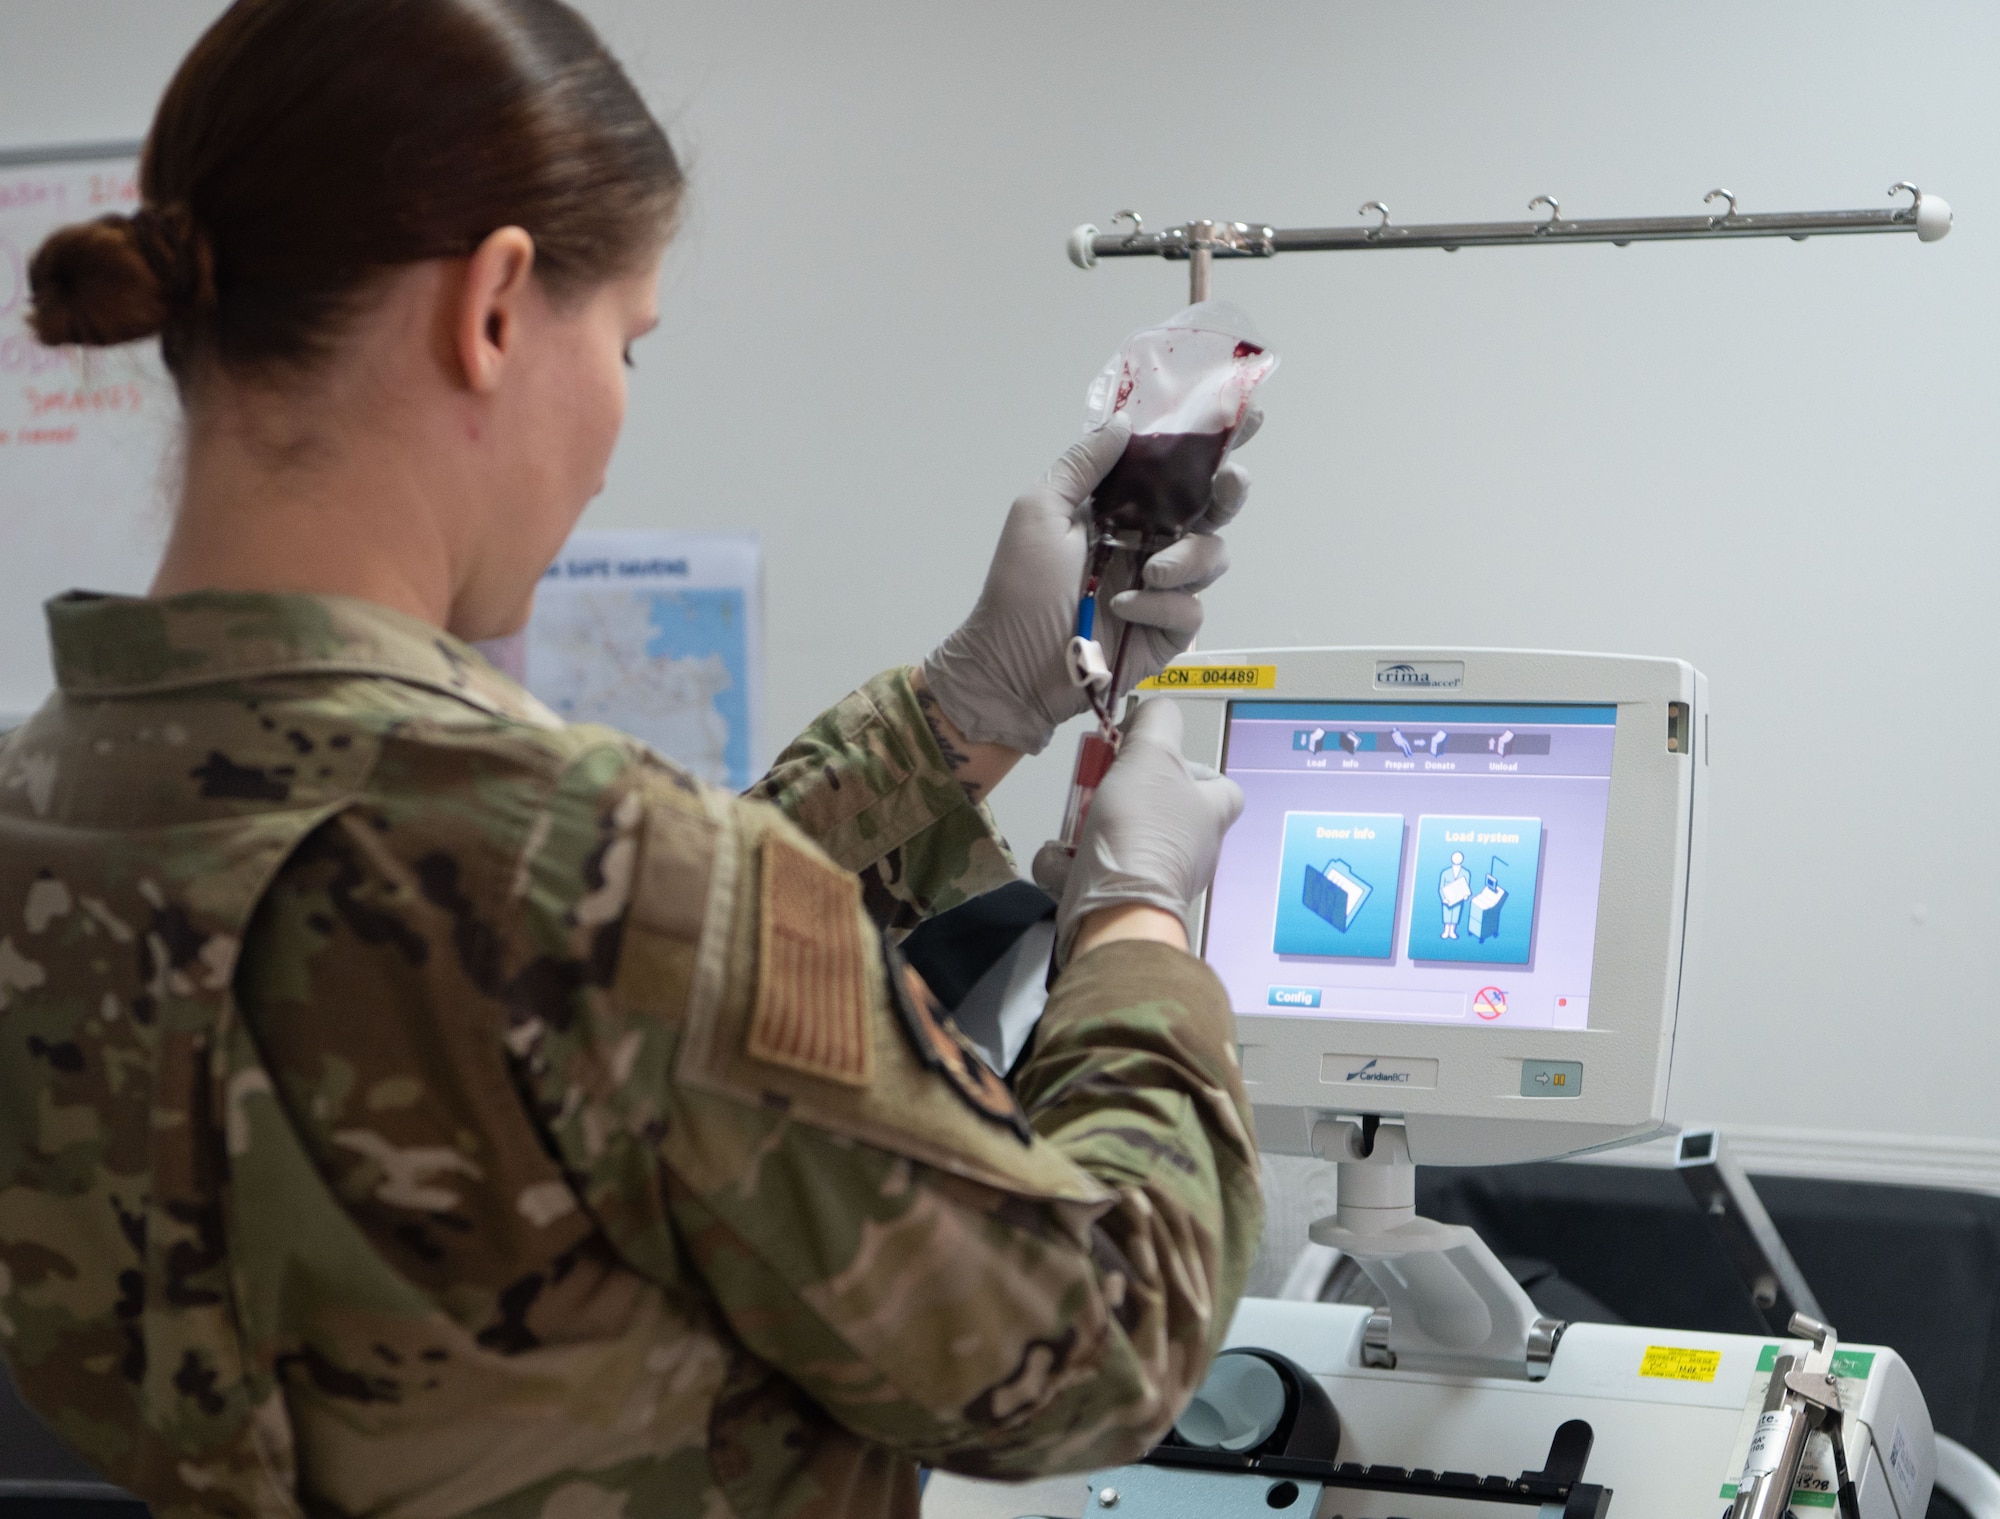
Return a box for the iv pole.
[1068,184,1952,302]
[1058,180,1952,1385]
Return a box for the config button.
[1267,986,1322,1009]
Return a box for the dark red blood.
[1075,732,1118,788]
[1091,430,1230,537]
[1233,340,1263,358]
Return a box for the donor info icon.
[1272,812,1405,960]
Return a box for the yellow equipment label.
[1640,1345,1723,1382]
[1138,664,1277,691]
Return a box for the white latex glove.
[1041,698,1245,964]
[920,411,1256,756]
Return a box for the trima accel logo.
[1375,660,1465,690]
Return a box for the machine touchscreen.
[1203,700,1616,1031]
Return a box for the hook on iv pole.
[1704,188,1739,225]
[1068,209,1149,270]
[1528,194,1563,231]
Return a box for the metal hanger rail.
[1068,184,1952,301]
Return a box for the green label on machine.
[1720,1483,1840,1505]
[1754,1344,1876,1379]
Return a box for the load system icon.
[1411,817,1539,965]
[1302,858,1373,933]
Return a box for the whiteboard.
[0,143,176,724]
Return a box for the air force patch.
[882,934,1031,1142]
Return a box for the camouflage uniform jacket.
[0,590,1262,1519]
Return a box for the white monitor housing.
[1162,647,1707,1169]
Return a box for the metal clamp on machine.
[1730,1314,1865,1519]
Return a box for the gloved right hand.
[920,413,1257,757]
[1040,697,1246,965]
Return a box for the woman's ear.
[455,226,537,394]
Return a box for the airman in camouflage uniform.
[0,589,1262,1519]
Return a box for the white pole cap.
[1067,224,1100,269]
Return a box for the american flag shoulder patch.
[748,831,873,1087]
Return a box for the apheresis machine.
[925,647,1936,1519]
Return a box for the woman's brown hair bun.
[27,204,217,351]
[30,216,157,348]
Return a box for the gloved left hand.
[921,412,1255,756]
[1044,696,1245,963]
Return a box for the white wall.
[3,1,1996,1149]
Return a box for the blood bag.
[1083,301,1278,540]
[1058,302,1278,859]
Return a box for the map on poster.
[523,530,763,789]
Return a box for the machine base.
[922,1298,1935,1519]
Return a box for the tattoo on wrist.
[915,683,980,800]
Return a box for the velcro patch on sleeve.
[884,934,1031,1143]
[748,832,873,1087]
